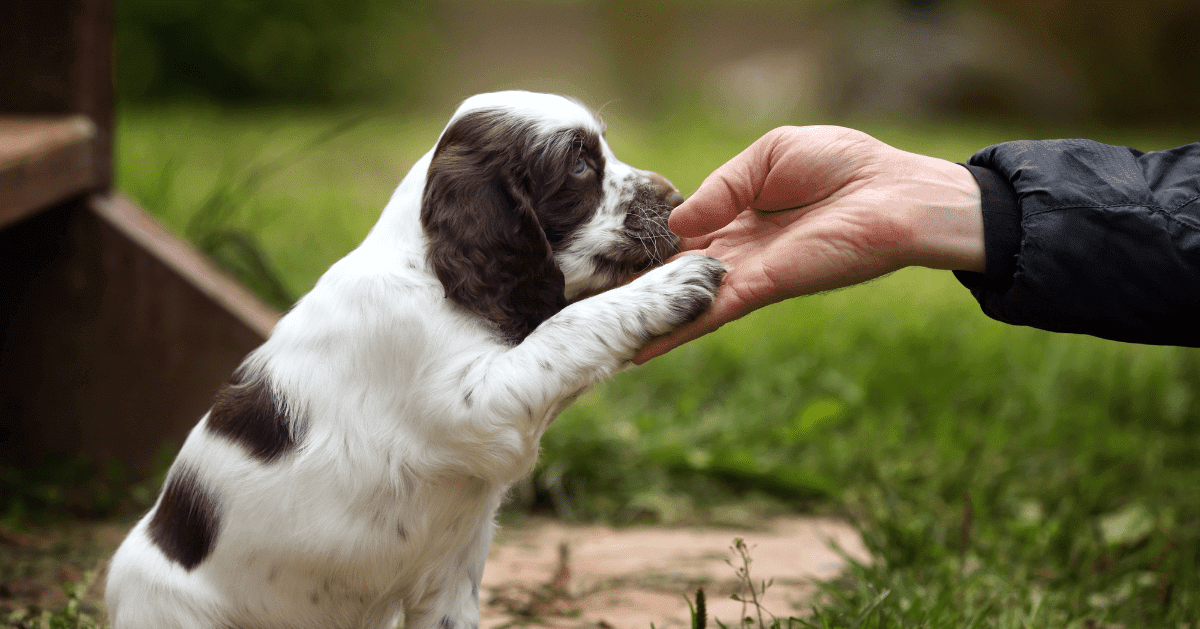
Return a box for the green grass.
[109,105,1200,628]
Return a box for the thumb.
[673,126,873,237]
[669,139,771,238]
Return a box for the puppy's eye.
[571,157,589,176]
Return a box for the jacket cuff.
[952,163,1021,289]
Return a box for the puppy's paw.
[637,255,724,336]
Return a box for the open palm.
[636,125,983,363]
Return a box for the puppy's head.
[421,91,682,342]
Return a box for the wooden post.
[0,0,113,189]
[0,0,279,475]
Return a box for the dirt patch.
[482,516,868,629]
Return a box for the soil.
[0,516,867,629]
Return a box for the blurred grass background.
[6,0,1200,627]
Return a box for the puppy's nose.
[646,172,684,209]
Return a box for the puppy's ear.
[421,110,567,343]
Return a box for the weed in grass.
[685,539,821,629]
[183,116,369,310]
[120,111,373,310]
[687,586,708,629]
[727,538,773,629]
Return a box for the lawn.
[22,104,1198,627]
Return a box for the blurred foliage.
[115,0,437,104]
[1,449,170,530]
[114,0,1200,125]
[988,0,1200,125]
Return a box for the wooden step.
[0,115,99,229]
[0,192,280,474]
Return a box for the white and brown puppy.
[105,91,724,629]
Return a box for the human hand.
[634,125,985,363]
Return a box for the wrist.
[900,154,986,273]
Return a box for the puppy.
[105,91,723,629]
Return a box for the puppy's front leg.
[489,255,724,420]
[397,520,490,629]
[444,255,721,484]
[401,573,481,629]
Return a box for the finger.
[674,230,722,255]
[669,136,774,238]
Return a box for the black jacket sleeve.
[952,139,1200,347]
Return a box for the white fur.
[105,91,722,629]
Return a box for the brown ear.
[420,110,567,343]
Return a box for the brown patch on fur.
[205,370,297,463]
[148,465,222,571]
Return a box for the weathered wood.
[0,0,289,475]
[0,195,278,474]
[93,194,280,339]
[0,116,99,229]
[0,0,114,188]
